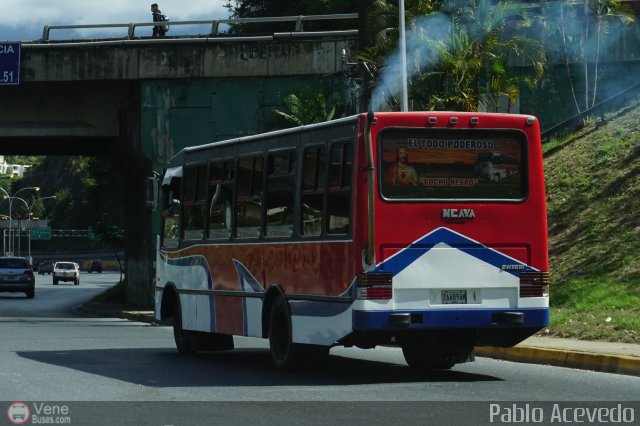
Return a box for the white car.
[53,261,80,285]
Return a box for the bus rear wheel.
[401,345,463,371]
[268,296,297,369]
[173,296,196,354]
[268,296,329,370]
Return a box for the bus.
[154,111,549,371]
[474,150,520,182]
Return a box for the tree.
[544,0,634,114]
[224,0,358,33]
[358,0,546,112]
[92,222,125,282]
[273,86,340,125]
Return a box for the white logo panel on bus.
[376,227,537,278]
[392,242,518,290]
[375,227,536,309]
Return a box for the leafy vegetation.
[224,0,358,33]
[357,0,546,111]
[273,86,341,125]
[4,156,126,254]
[544,104,640,342]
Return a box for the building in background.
[0,156,31,178]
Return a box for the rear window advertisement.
[380,130,525,200]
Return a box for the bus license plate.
[441,290,467,304]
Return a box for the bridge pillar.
[115,94,155,308]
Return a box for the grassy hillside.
[543,105,640,343]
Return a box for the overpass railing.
[41,13,359,43]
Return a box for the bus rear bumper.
[347,308,549,348]
[353,308,548,331]
[353,308,549,331]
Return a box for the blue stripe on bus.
[232,259,265,336]
[352,308,549,330]
[374,227,537,278]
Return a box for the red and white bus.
[154,111,549,371]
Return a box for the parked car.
[53,261,80,285]
[0,256,35,298]
[88,260,103,273]
[38,260,54,275]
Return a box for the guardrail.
[541,81,640,141]
[41,13,359,43]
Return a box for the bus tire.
[268,296,302,370]
[401,345,456,371]
[195,332,234,351]
[173,296,196,354]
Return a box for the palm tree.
[358,0,546,112]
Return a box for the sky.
[0,0,229,41]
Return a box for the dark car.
[88,260,103,273]
[38,260,54,275]
[0,256,35,298]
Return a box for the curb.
[475,346,640,377]
[80,303,159,324]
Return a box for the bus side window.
[236,155,263,238]
[208,159,234,239]
[183,165,207,241]
[266,150,296,238]
[161,179,181,249]
[327,142,352,234]
[301,146,326,236]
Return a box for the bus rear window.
[379,129,526,200]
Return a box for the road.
[1,273,639,425]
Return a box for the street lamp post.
[0,187,9,255]
[5,194,56,261]
[7,196,30,258]
[399,0,408,112]
[0,186,40,255]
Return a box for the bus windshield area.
[379,129,526,200]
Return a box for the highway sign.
[30,228,51,240]
[0,42,20,85]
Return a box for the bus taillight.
[357,273,393,300]
[519,271,550,297]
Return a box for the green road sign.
[30,228,51,240]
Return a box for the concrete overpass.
[0,15,361,306]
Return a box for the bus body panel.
[156,240,359,344]
[155,111,549,353]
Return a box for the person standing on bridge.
[151,3,167,38]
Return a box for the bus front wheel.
[173,296,196,354]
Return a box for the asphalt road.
[1,273,639,425]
